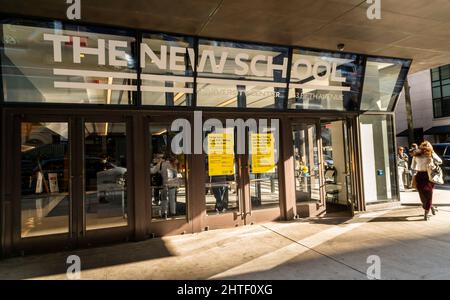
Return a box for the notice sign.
[251,133,276,174]
[207,133,234,176]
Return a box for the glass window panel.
[360,58,406,111]
[443,98,450,117]
[141,33,194,106]
[440,66,450,80]
[84,122,128,230]
[150,124,188,220]
[433,86,442,99]
[443,85,450,97]
[196,39,288,108]
[433,99,442,118]
[292,124,320,203]
[21,122,70,237]
[442,79,450,85]
[359,115,397,204]
[249,125,280,210]
[2,21,136,104]
[432,81,441,87]
[288,49,363,111]
[431,69,440,81]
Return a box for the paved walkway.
[1,204,450,279]
[400,185,450,206]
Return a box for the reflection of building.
[396,65,450,145]
[0,6,415,256]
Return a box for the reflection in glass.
[84,122,128,230]
[150,125,187,220]
[360,58,407,111]
[2,23,136,104]
[288,49,362,111]
[359,115,398,204]
[21,122,69,237]
[249,128,279,210]
[196,39,288,108]
[292,124,320,203]
[141,33,194,106]
[205,128,239,214]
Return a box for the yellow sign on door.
[207,133,234,176]
[251,133,275,174]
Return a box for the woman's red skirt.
[415,171,434,211]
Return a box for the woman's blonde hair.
[419,141,434,157]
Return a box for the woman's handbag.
[428,158,444,185]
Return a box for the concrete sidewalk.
[1,205,450,280]
[400,185,450,206]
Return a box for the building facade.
[0,16,410,256]
[396,65,450,146]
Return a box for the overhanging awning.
[424,125,450,135]
[396,128,423,137]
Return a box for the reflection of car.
[85,157,127,192]
[432,143,450,182]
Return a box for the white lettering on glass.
[43,33,70,62]
[73,36,105,65]
[43,34,350,90]
[109,40,128,67]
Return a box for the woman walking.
[411,141,442,220]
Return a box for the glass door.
[203,119,281,228]
[147,117,193,237]
[19,120,71,240]
[320,120,353,214]
[14,115,133,253]
[292,123,321,204]
[244,121,281,224]
[204,126,245,228]
[82,120,130,233]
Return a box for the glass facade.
[288,49,363,111]
[359,115,398,204]
[360,57,410,111]
[141,33,194,106]
[196,40,288,108]
[0,18,410,112]
[0,17,412,254]
[1,21,137,104]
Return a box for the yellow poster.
[251,133,275,174]
[207,133,234,176]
